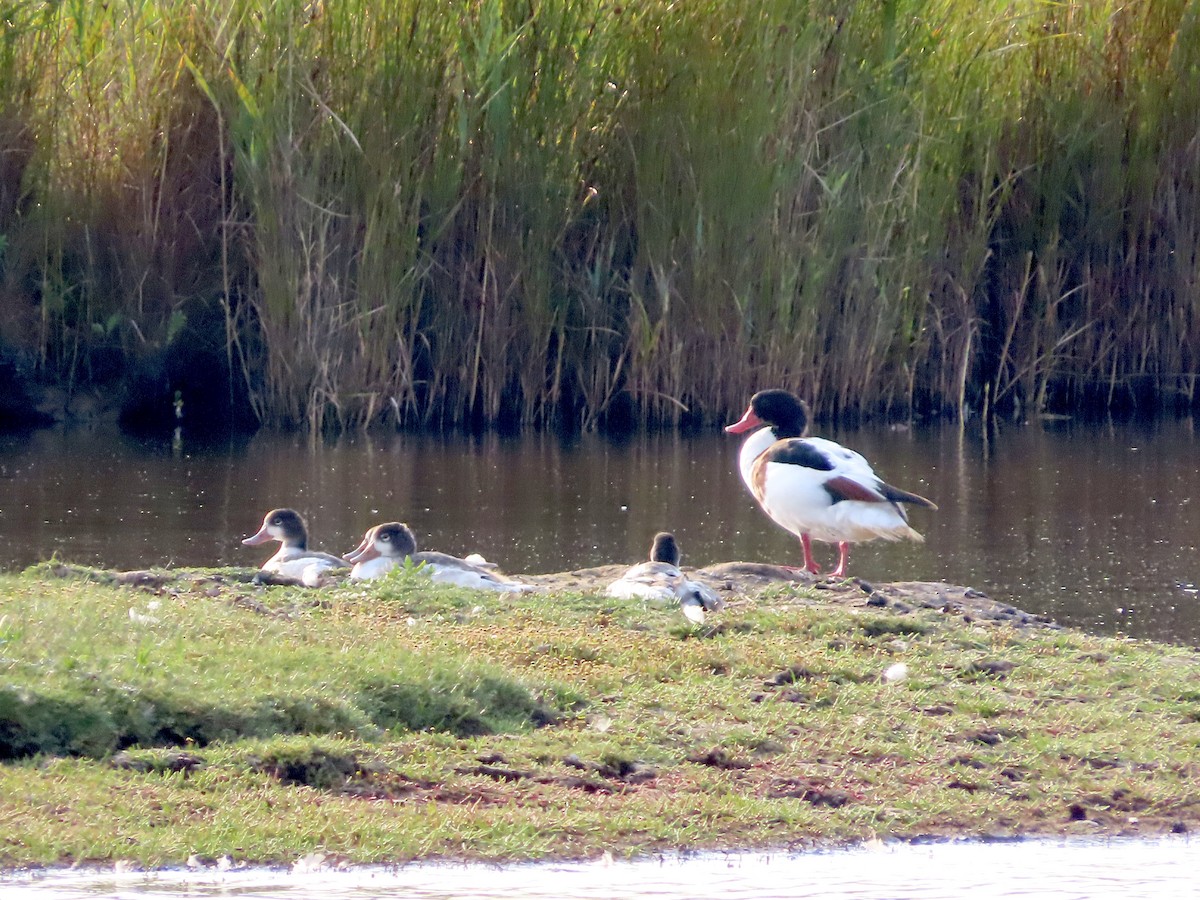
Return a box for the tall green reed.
[1,0,1197,429]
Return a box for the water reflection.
[0,418,1197,644]
[2,837,1196,899]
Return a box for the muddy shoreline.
[74,560,1059,633]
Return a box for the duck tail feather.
[880,483,938,510]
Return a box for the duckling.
[345,522,530,593]
[606,532,725,623]
[242,508,349,586]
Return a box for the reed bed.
[0,0,1197,430]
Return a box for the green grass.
[0,564,1198,867]
[0,2,1198,429]
[0,568,568,759]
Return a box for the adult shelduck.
[241,508,350,585]
[725,390,937,578]
[606,531,725,623]
[345,522,531,593]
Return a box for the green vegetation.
[0,566,567,760]
[0,2,1198,431]
[0,565,1197,868]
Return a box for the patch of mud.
[521,563,1058,631]
[43,560,1059,631]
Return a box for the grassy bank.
[0,2,1198,430]
[0,564,1197,868]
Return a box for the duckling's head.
[356,522,418,563]
[649,531,681,567]
[243,508,308,549]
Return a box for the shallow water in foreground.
[3,837,1196,900]
[1,417,1198,643]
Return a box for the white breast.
[349,556,397,581]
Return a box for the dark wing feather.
[761,439,836,471]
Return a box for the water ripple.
[2,837,1196,900]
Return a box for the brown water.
[1,418,1198,644]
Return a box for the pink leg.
[827,541,851,578]
[800,534,822,575]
